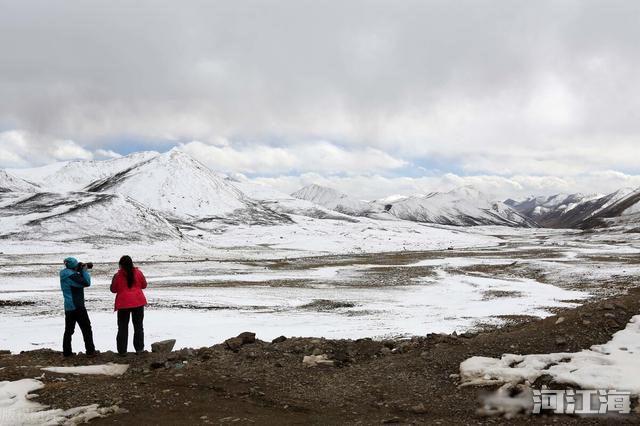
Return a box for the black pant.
[117,306,144,354]
[63,307,95,356]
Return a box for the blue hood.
[64,257,79,269]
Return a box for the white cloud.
[178,140,406,174]
[0,130,96,167]
[95,149,122,159]
[0,1,639,195]
[251,172,640,202]
[0,1,638,179]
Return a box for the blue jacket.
[60,258,91,311]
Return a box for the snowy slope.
[230,179,359,222]
[85,148,290,223]
[507,188,640,229]
[0,170,40,192]
[10,152,158,192]
[291,184,377,216]
[0,192,183,242]
[505,193,601,224]
[388,187,537,227]
[373,194,413,205]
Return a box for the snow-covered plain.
[4,226,636,353]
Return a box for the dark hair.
[119,255,135,288]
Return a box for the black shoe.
[117,352,127,357]
[86,350,100,358]
[63,352,75,358]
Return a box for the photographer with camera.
[59,257,96,357]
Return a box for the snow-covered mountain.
[291,184,377,216]
[507,188,640,229]
[4,147,639,238]
[0,192,182,242]
[387,187,537,227]
[10,152,158,192]
[83,149,290,224]
[0,170,40,192]
[229,179,359,222]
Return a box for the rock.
[410,403,428,414]
[604,312,615,318]
[614,302,627,310]
[224,337,244,352]
[151,339,176,353]
[271,335,287,344]
[382,417,403,424]
[555,336,567,346]
[237,332,256,344]
[555,317,565,325]
[150,361,165,369]
[331,349,350,363]
[302,354,334,367]
[603,303,615,310]
[379,347,392,356]
[225,332,256,351]
[582,320,591,326]
[393,341,414,354]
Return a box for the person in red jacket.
[110,255,148,355]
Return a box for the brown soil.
[2,289,640,425]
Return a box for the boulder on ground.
[224,332,257,352]
[225,337,244,352]
[151,339,176,353]
[272,335,287,344]
[237,332,256,344]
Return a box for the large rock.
[225,337,244,352]
[271,335,287,344]
[151,339,176,353]
[224,332,256,352]
[237,332,256,344]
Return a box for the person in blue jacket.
[60,257,96,357]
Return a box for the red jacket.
[110,268,148,311]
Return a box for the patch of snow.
[0,378,121,425]
[42,363,129,376]
[459,315,640,394]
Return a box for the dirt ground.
[2,287,640,425]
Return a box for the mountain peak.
[292,184,373,216]
[0,170,40,192]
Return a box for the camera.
[76,262,94,271]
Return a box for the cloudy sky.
[1,0,640,199]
